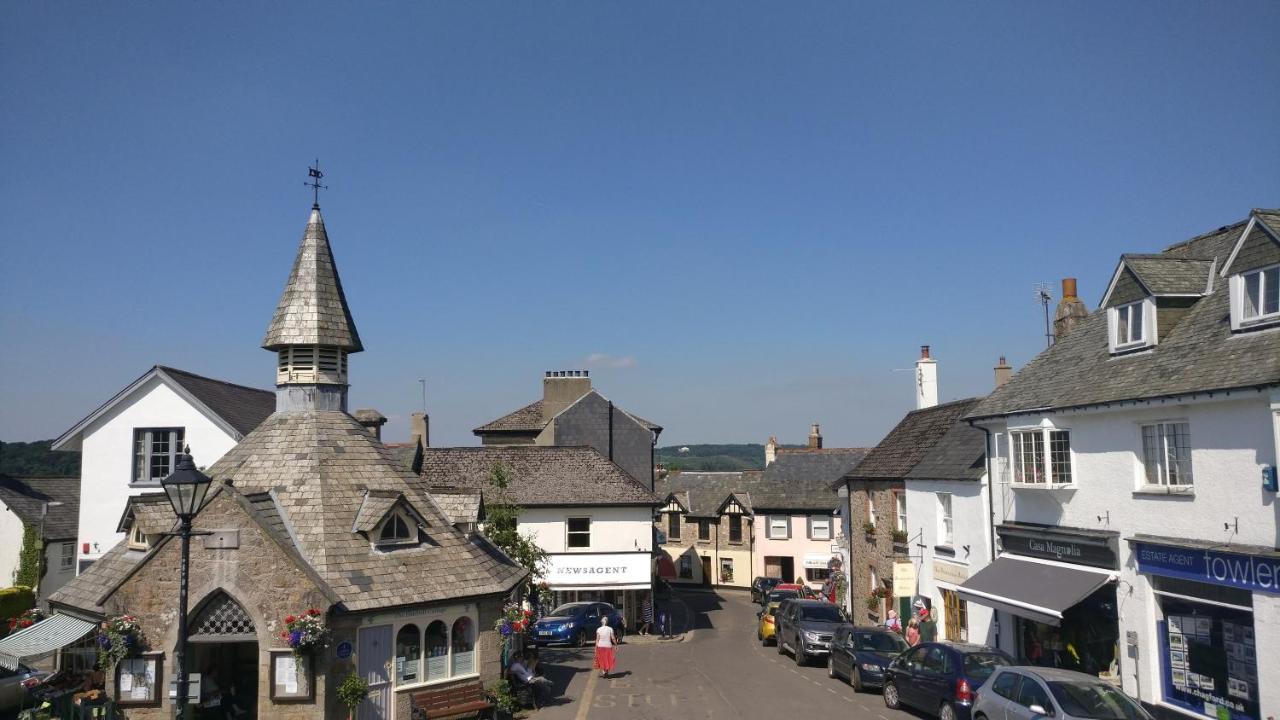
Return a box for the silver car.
[973,667,1153,720]
[0,663,49,713]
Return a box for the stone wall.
[846,480,904,625]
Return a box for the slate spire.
[262,205,363,353]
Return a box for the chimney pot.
[808,423,823,449]
[921,345,931,360]
[1062,278,1078,299]
[915,346,939,409]
[994,356,1014,389]
[1054,278,1089,341]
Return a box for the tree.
[483,463,548,583]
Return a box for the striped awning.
[0,614,98,670]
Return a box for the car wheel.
[851,668,863,692]
[576,629,588,648]
[777,636,785,654]
[827,655,837,679]
[794,643,806,666]
[883,682,901,709]
[940,702,957,720]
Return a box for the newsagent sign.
[1136,542,1280,595]
[542,552,651,589]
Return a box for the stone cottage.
[49,200,526,720]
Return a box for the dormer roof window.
[1108,298,1155,354]
[377,512,416,546]
[1236,265,1280,327]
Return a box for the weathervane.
[305,160,328,207]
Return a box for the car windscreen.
[800,605,843,622]
[548,604,586,617]
[854,631,909,653]
[1048,682,1150,720]
[768,590,799,602]
[961,652,1010,681]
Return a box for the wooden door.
[358,624,392,720]
[699,556,712,585]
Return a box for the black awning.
[956,556,1115,626]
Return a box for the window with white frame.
[1111,300,1147,348]
[128,525,150,551]
[937,494,954,546]
[866,495,877,527]
[895,493,907,532]
[1239,265,1280,324]
[390,613,478,687]
[767,515,790,539]
[809,516,831,540]
[567,517,591,548]
[132,428,185,484]
[1011,428,1073,486]
[60,542,75,569]
[1141,422,1193,486]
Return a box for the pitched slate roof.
[473,394,663,435]
[429,488,483,525]
[196,410,523,611]
[657,472,756,516]
[904,421,987,482]
[658,455,854,515]
[970,215,1280,419]
[351,490,403,533]
[1120,255,1213,296]
[1255,210,1280,237]
[262,206,363,352]
[842,398,982,484]
[418,446,659,507]
[0,475,80,540]
[49,541,146,615]
[116,493,176,535]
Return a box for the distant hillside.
[655,443,802,472]
[0,440,80,476]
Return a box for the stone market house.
[417,446,660,630]
[46,201,526,720]
[964,210,1280,720]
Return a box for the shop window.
[719,558,734,583]
[1152,576,1257,719]
[667,513,681,540]
[451,617,475,676]
[425,621,449,680]
[728,515,742,543]
[567,517,591,548]
[1141,422,1193,487]
[1016,584,1117,675]
[809,516,831,540]
[942,589,967,642]
[767,515,790,539]
[805,567,830,582]
[697,519,711,542]
[396,624,420,684]
[678,555,693,579]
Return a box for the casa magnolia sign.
[997,524,1118,570]
[542,552,650,588]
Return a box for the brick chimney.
[353,409,387,440]
[916,345,938,409]
[765,436,778,466]
[808,423,823,449]
[410,411,429,449]
[542,370,592,423]
[994,356,1013,389]
[1054,278,1089,341]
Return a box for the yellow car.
[757,601,782,645]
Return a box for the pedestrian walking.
[640,595,654,635]
[593,622,617,678]
[906,617,921,646]
[920,608,938,643]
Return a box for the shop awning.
[956,557,1116,626]
[0,613,98,670]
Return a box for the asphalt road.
[530,588,925,720]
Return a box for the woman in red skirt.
[593,622,617,678]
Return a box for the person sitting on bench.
[508,650,552,705]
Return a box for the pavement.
[525,588,923,720]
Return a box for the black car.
[828,625,910,692]
[775,599,844,666]
[751,576,783,603]
[883,641,1013,720]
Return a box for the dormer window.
[1240,265,1279,325]
[1108,299,1155,353]
[378,513,416,545]
[128,524,150,551]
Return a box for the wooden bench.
[409,679,494,719]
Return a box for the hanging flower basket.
[97,615,143,667]
[281,608,330,656]
[7,607,45,634]
[494,602,532,637]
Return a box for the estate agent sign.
[1136,542,1280,595]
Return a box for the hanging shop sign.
[997,524,1118,570]
[1136,542,1280,595]
[892,561,917,597]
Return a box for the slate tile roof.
[351,490,402,533]
[418,446,659,507]
[48,541,146,615]
[473,395,662,434]
[428,488,483,525]
[0,475,80,540]
[262,206,363,352]
[903,421,987,482]
[842,398,983,484]
[158,367,275,437]
[658,454,856,515]
[1120,255,1213,296]
[116,493,177,535]
[969,215,1280,419]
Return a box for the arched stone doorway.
[187,590,259,718]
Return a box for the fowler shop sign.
[543,552,650,588]
[1136,542,1280,595]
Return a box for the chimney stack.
[410,411,429,449]
[765,436,778,466]
[916,345,939,409]
[1054,278,1089,341]
[542,370,592,423]
[353,409,387,441]
[808,423,823,449]
[994,356,1013,389]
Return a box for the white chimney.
[765,436,778,466]
[916,345,938,409]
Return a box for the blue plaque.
[336,640,353,660]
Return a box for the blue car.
[531,602,625,647]
[827,625,911,692]
[883,641,1013,720]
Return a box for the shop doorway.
[187,591,259,718]
[700,557,712,586]
[764,556,795,582]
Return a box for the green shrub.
[16,525,41,588]
[0,586,36,638]
[336,672,369,711]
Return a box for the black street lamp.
[160,448,212,720]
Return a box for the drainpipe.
[968,419,1000,649]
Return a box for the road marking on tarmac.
[575,671,598,720]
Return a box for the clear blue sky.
[2,2,1277,448]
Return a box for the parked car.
[883,641,1013,720]
[751,576,783,603]
[531,602,624,647]
[0,663,49,714]
[974,667,1154,720]
[775,599,844,666]
[828,625,911,692]
[756,601,783,645]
